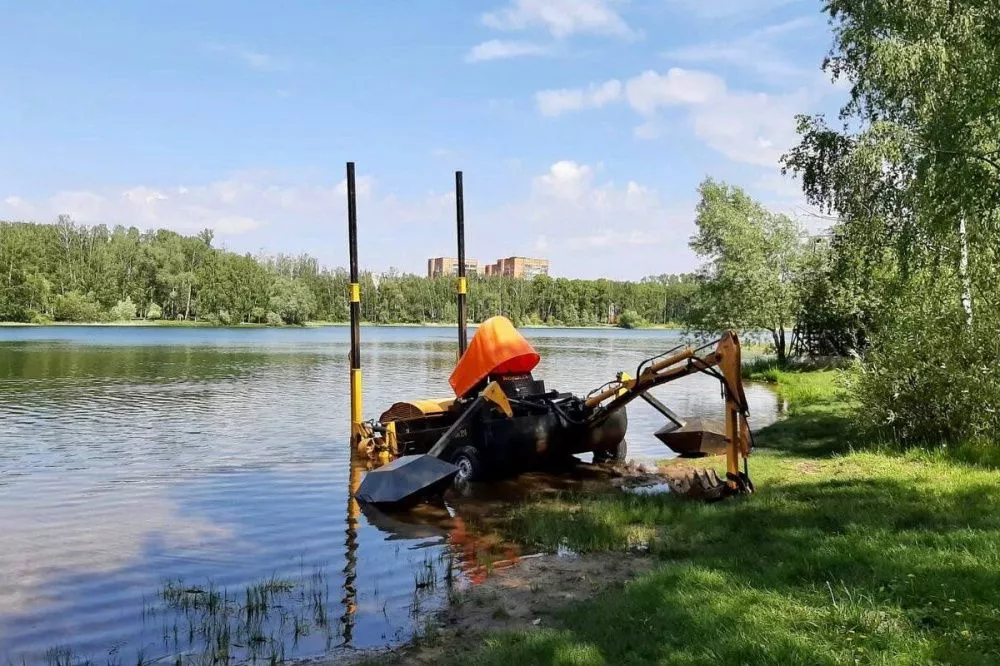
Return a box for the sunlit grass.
[440,370,1000,665]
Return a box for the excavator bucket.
[655,417,730,458]
[355,454,459,508]
[667,467,728,501]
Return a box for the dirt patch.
[322,551,654,665]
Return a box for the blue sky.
[1,0,843,279]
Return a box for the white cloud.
[533,160,596,199]
[535,67,809,167]
[662,17,816,80]
[664,0,804,20]
[466,39,551,62]
[481,0,636,39]
[625,68,725,115]
[688,89,807,167]
[206,43,285,72]
[535,79,622,116]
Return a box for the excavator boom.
[584,331,753,495]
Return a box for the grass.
[439,370,1000,665]
[146,570,329,664]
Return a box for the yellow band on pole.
[457,277,467,295]
[350,368,363,426]
[349,283,360,303]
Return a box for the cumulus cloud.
[625,68,725,114]
[466,39,551,62]
[534,66,809,167]
[496,160,693,273]
[481,0,636,39]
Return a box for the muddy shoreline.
[319,460,697,665]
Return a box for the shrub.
[146,302,163,320]
[28,310,54,325]
[266,311,283,326]
[52,291,104,322]
[216,310,232,326]
[251,306,266,323]
[617,309,646,329]
[109,298,137,321]
[851,282,1000,448]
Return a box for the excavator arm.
[584,331,753,495]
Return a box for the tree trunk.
[959,216,973,326]
[185,283,192,320]
[772,328,787,365]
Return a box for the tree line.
[0,217,697,327]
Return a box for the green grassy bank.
[446,369,1000,665]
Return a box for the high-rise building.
[482,256,549,278]
[426,257,479,278]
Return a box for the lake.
[0,326,779,664]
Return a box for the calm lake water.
[0,326,778,664]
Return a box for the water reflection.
[0,326,778,664]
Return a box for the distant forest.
[0,218,696,326]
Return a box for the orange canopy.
[449,316,540,397]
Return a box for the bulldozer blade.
[655,417,729,457]
[355,454,459,509]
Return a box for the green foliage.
[268,276,316,325]
[145,302,163,320]
[109,297,137,321]
[783,0,1000,454]
[265,311,282,327]
[851,275,1000,447]
[686,178,804,361]
[29,310,54,325]
[615,309,644,329]
[52,291,104,322]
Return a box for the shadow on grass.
[754,406,853,458]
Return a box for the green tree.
[783,0,1000,322]
[269,276,316,325]
[782,0,1000,448]
[109,298,137,321]
[686,178,803,363]
[53,291,104,322]
[616,309,645,329]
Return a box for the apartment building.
[482,256,549,278]
[426,257,480,278]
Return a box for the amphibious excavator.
[343,163,754,508]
